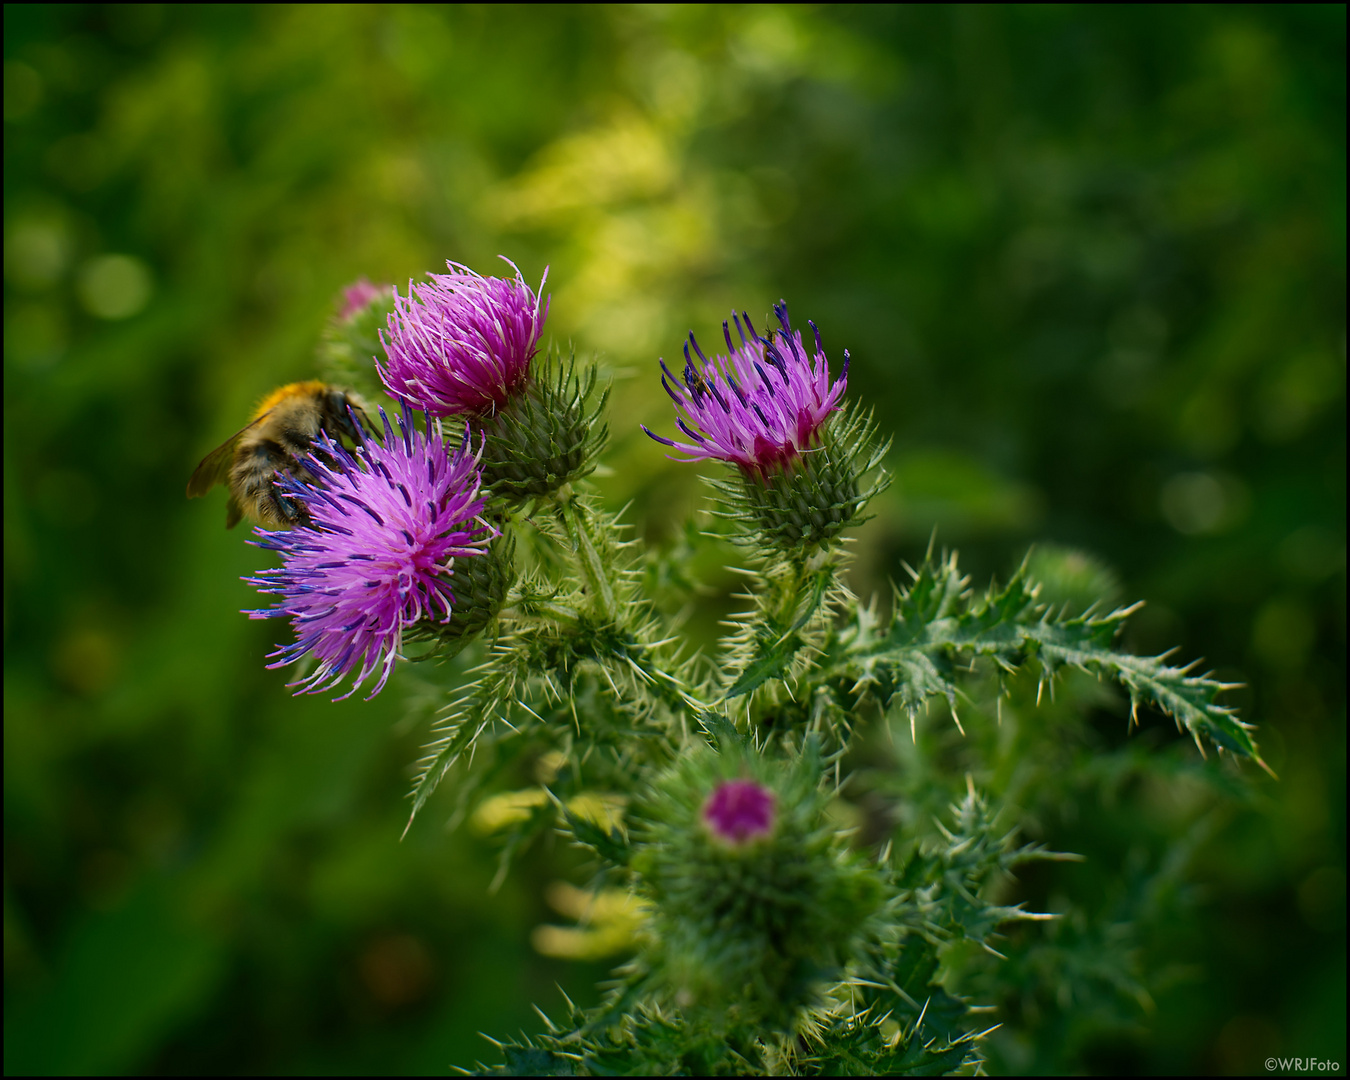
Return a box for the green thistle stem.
[530,599,583,626]
[773,556,817,627]
[555,488,617,623]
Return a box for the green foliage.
[557,798,630,870]
[4,5,1341,1076]
[720,558,843,702]
[474,784,1067,1076]
[797,1007,987,1078]
[826,548,1267,768]
[477,999,990,1077]
[406,492,686,833]
[368,342,1265,1072]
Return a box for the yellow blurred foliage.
[531,880,647,961]
[471,788,627,835]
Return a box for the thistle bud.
[316,278,396,401]
[475,350,608,502]
[632,747,885,1031]
[405,533,516,654]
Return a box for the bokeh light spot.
[3,60,43,120]
[76,254,154,320]
[5,216,74,290]
[1159,470,1250,535]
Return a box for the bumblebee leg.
[267,482,312,528]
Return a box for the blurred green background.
[4,4,1343,1075]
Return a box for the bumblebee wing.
[186,418,262,498]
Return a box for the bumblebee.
[187,380,370,529]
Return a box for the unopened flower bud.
[339,277,392,322]
[475,351,608,502]
[703,779,775,843]
[317,278,396,400]
[633,748,885,1030]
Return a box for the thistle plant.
[206,258,1271,1076]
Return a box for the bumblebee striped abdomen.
[187,381,370,529]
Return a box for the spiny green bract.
[404,533,517,658]
[315,287,398,406]
[630,741,886,1033]
[823,546,1267,767]
[707,399,891,553]
[475,347,609,501]
[476,1000,988,1077]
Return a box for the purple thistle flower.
[703,779,776,843]
[245,408,495,700]
[339,277,392,320]
[642,302,849,476]
[378,257,549,417]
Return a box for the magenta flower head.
[378,257,549,417]
[642,301,849,476]
[339,277,393,321]
[703,779,776,844]
[245,407,495,700]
